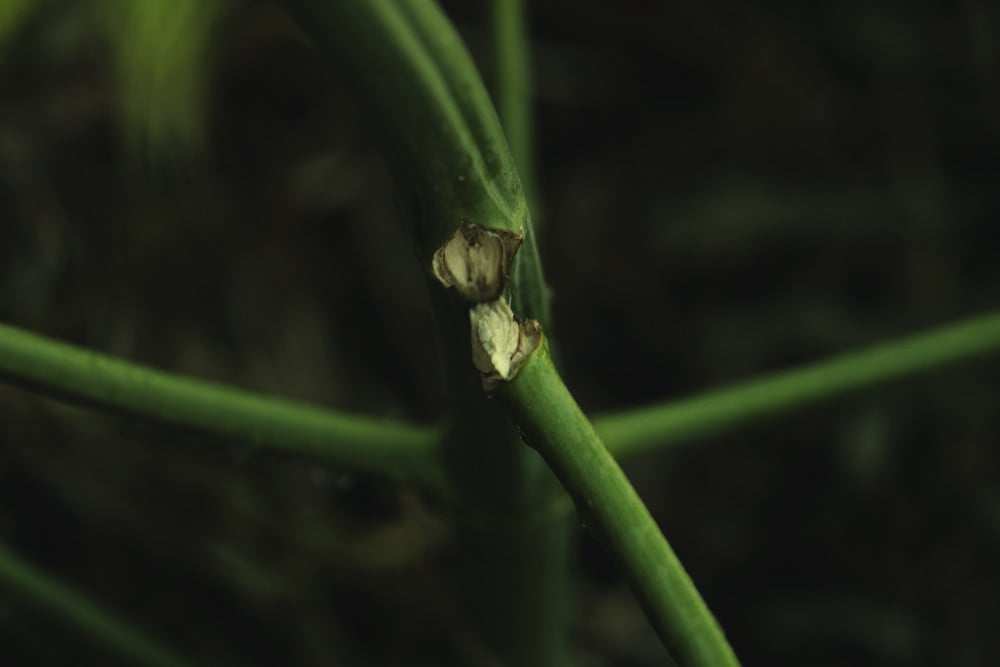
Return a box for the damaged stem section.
[433,221,523,302]
[469,298,541,387]
[431,219,540,386]
[436,181,738,665]
[489,337,741,667]
[280,2,567,663]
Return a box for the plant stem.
[275,2,573,663]
[593,311,1000,460]
[489,0,535,211]
[0,542,195,667]
[488,0,551,352]
[279,0,526,258]
[0,322,444,486]
[432,293,571,666]
[495,339,741,667]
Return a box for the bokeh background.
[2,0,1000,665]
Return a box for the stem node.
[432,221,523,301]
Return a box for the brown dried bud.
[432,221,523,301]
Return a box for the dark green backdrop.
[1,1,998,665]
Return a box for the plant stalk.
[432,292,571,666]
[489,0,535,211]
[0,542,195,667]
[494,339,741,667]
[0,322,443,486]
[276,1,574,663]
[594,310,1000,460]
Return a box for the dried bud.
[470,298,542,389]
[432,221,523,301]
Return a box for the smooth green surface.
[490,0,535,210]
[0,542,194,667]
[594,311,1000,460]
[498,341,740,667]
[280,0,526,259]
[488,0,551,339]
[426,248,569,665]
[0,322,444,485]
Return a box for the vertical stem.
[432,293,572,667]
[475,3,572,663]
[488,0,555,353]
[276,2,572,662]
[490,0,536,210]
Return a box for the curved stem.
[594,311,1000,460]
[495,340,740,667]
[279,0,526,258]
[249,2,573,663]
[0,322,445,487]
[0,542,195,667]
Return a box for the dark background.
[1,0,999,664]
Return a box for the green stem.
[496,340,741,667]
[488,0,551,347]
[0,322,444,486]
[594,311,1000,460]
[489,0,535,211]
[432,292,571,666]
[279,0,526,257]
[0,542,195,667]
[275,2,572,663]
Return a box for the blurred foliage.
[0,0,37,52]
[1,0,1000,665]
[98,0,227,162]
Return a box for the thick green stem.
[495,340,741,667]
[0,322,444,486]
[275,2,573,663]
[594,311,1000,460]
[0,542,195,667]
[433,293,571,666]
[279,0,526,259]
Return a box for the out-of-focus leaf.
[98,0,228,161]
[0,0,37,59]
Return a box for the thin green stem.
[594,311,1000,460]
[490,0,535,210]
[0,322,445,486]
[0,542,195,667]
[496,340,740,667]
[488,0,551,344]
